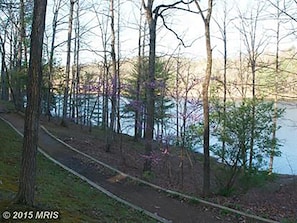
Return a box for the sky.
[44,0,297,64]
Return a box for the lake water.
[52,97,297,175]
[273,102,297,175]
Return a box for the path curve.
[0,113,279,223]
[0,115,169,223]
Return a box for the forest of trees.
[1,0,297,203]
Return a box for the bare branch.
[150,0,201,48]
[153,0,198,15]
[268,0,297,22]
[194,0,205,21]
[159,14,186,47]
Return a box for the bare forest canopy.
[1,0,297,105]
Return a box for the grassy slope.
[0,119,156,223]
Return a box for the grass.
[0,118,157,223]
[0,100,16,112]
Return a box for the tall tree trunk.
[221,1,228,162]
[142,0,157,172]
[14,0,26,111]
[139,22,147,139]
[8,20,19,105]
[74,0,80,124]
[0,36,9,101]
[135,5,143,141]
[175,56,180,142]
[180,70,190,189]
[61,0,75,126]
[270,0,281,174]
[195,0,213,196]
[116,0,121,134]
[47,0,62,120]
[70,0,80,121]
[102,62,109,129]
[110,0,117,132]
[14,0,47,206]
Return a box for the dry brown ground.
[41,117,297,223]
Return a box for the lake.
[273,102,297,174]
[52,96,297,175]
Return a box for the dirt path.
[1,112,244,223]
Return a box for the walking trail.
[0,111,276,223]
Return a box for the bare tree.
[134,3,145,141]
[110,0,117,133]
[0,21,9,100]
[45,0,65,120]
[0,1,20,103]
[142,0,157,172]
[14,0,26,111]
[70,0,80,121]
[213,0,234,161]
[61,0,75,126]
[116,0,121,134]
[194,0,213,196]
[141,0,197,172]
[238,1,268,170]
[14,0,47,206]
[270,0,281,174]
[92,2,110,130]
